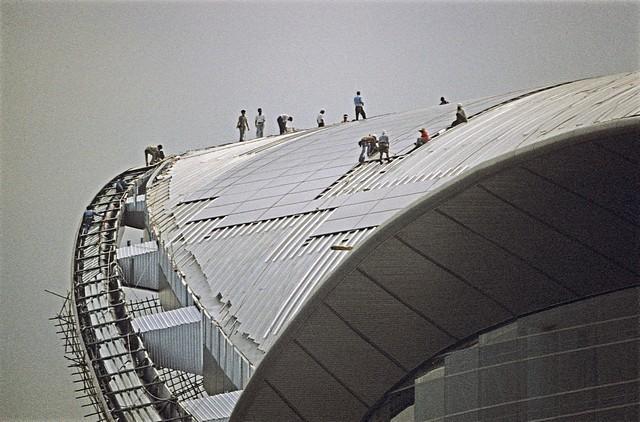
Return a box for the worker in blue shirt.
[81,206,104,232]
[354,91,366,120]
[114,178,127,193]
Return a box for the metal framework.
[53,169,194,421]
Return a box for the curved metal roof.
[232,118,639,421]
[139,72,640,421]
[146,72,639,370]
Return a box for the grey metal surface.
[133,306,203,375]
[182,391,242,422]
[202,316,254,390]
[231,118,640,421]
[145,73,640,373]
[133,73,640,422]
[117,241,160,290]
[133,306,201,332]
[125,194,147,213]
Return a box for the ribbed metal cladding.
[133,306,203,375]
[140,73,640,409]
[182,391,242,422]
[125,193,147,213]
[68,168,194,421]
[158,244,195,308]
[203,314,254,389]
[116,241,160,290]
[155,239,255,389]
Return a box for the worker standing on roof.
[415,128,431,147]
[237,110,250,141]
[377,130,390,164]
[450,103,468,127]
[277,114,293,135]
[354,91,366,120]
[145,144,164,166]
[255,108,266,138]
[317,109,325,127]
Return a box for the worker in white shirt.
[255,108,266,138]
[317,109,325,127]
[277,114,293,135]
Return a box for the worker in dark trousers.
[358,134,376,163]
[415,128,431,147]
[145,144,164,166]
[81,205,104,232]
[354,91,366,120]
[277,114,293,135]
[450,104,468,127]
[377,130,390,164]
[317,110,325,127]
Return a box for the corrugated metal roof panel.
[116,241,158,259]
[182,391,242,422]
[132,305,201,333]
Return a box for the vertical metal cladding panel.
[218,329,226,380]
[158,245,193,308]
[116,241,160,290]
[125,193,147,213]
[202,314,254,389]
[134,307,203,375]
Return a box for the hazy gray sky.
[1,1,638,420]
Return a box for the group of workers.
[237,109,294,140]
[358,126,431,165]
[143,93,468,168]
[356,101,468,165]
[358,130,391,164]
[235,91,370,142]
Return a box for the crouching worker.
[145,144,165,166]
[358,134,377,163]
[450,103,468,127]
[277,114,293,135]
[415,128,431,147]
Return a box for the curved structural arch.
[231,119,640,421]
